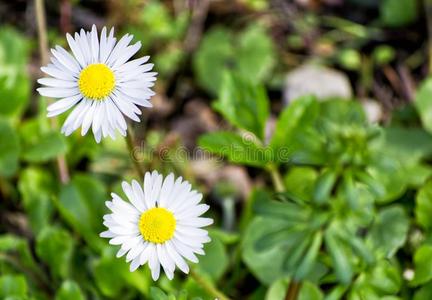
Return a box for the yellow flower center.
[78,63,115,100]
[139,207,176,244]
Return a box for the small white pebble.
[403,269,414,281]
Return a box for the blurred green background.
[2,0,432,299]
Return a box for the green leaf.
[0,27,30,118]
[411,245,432,286]
[348,260,401,298]
[341,170,359,209]
[295,231,323,280]
[0,27,29,68]
[194,27,233,94]
[0,118,20,177]
[125,0,188,50]
[414,281,432,300]
[195,233,229,281]
[213,73,269,139]
[21,131,67,163]
[283,233,312,273]
[313,169,337,205]
[265,278,289,300]
[325,226,353,284]
[253,198,309,222]
[348,285,381,300]
[383,126,432,164]
[236,24,275,83]
[380,0,418,27]
[183,274,215,299]
[255,224,305,252]
[208,228,239,245]
[242,217,291,284]
[36,226,74,279]
[400,163,432,188]
[416,180,432,230]
[243,0,268,10]
[199,131,271,167]
[92,247,129,297]
[0,75,29,119]
[154,47,185,77]
[150,287,169,300]
[319,100,366,124]
[284,166,318,201]
[55,280,85,300]
[355,170,386,199]
[415,77,432,134]
[93,246,150,297]
[368,260,401,295]
[194,25,275,95]
[58,174,107,251]
[0,275,27,298]
[246,197,327,283]
[325,285,348,300]
[337,49,361,70]
[372,45,396,65]
[299,281,324,300]
[269,96,320,165]
[176,290,188,300]
[0,235,38,272]
[338,228,374,266]
[18,167,55,233]
[368,161,407,203]
[367,205,409,258]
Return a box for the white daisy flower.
[37,25,157,142]
[100,171,213,280]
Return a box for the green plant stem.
[285,281,301,300]
[0,177,8,199]
[268,165,285,193]
[35,0,70,184]
[125,128,144,178]
[267,165,302,300]
[425,0,432,74]
[190,268,231,300]
[221,196,235,231]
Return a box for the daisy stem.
[35,0,70,184]
[190,268,231,300]
[267,165,302,300]
[35,0,48,64]
[125,128,145,178]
